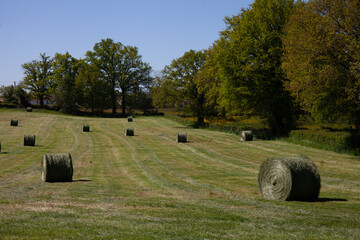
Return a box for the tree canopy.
[214,0,299,135]
[22,53,53,107]
[283,0,360,129]
[154,49,209,126]
[86,38,152,115]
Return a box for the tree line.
[152,0,360,136]
[1,0,359,136]
[1,38,153,115]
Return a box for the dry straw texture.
[41,153,73,182]
[240,131,253,141]
[24,135,36,146]
[26,107,32,112]
[177,132,187,143]
[258,155,321,201]
[83,124,90,132]
[10,119,18,126]
[125,128,134,136]
[128,116,133,122]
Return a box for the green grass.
[0,109,359,239]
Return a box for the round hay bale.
[10,119,18,126]
[177,132,187,143]
[240,130,253,141]
[127,116,133,122]
[125,128,134,136]
[258,155,321,201]
[26,107,32,112]
[24,135,36,146]
[41,153,73,182]
[83,124,90,132]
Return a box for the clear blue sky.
[0,0,253,86]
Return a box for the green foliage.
[214,0,299,136]
[52,52,79,114]
[156,49,209,126]
[287,128,360,154]
[0,84,28,107]
[75,61,111,114]
[86,38,153,115]
[22,53,53,106]
[283,0,360,128]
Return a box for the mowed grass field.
[0,109,359,239]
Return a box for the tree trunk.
[196,115,204,127]
[111,89,116,115]
[355,112,360,135]
[121,91,126,115]
[39,96,44,107]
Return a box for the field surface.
[0,110,359,239]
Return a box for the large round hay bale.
[83,124,90,132]
[125,128,134,136]
[41,153,73,182]
[258,155,321,201]
[240,130,253,141]
[24,135,36,146]
[177,132,187,143]
[127,116,133,122]
[10,119,18,126]
[26,107,32,112]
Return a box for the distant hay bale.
[125,128,134,136]
[24,135,36,146]
[177,132,187,143]
[41,153,73,182]
[10,119,18,126]
[240,130,253,141]
[83,124,90,132]
[127,116,133,122]
[26,107,32,112]
[258,155,321,201]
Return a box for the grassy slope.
[0,109,359,240]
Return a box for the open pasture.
[0,110,359,239]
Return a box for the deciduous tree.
[283,0,360,130]
[53,52,79,113]
[86,38,152,115]
[22,53,53,107]
[215,0,299,136]
[160,49,209,126]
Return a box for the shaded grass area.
[162,109,360,155]
[0,109,359,239]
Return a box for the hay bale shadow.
[316,198,347,202]
[72,179,91,182]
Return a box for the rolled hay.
[24,135,36,146]
[177,132,187,143]
[41,153,73,182]
[240,130,253,141]
[258,155,321,201]
[127,116,133,122]
[125,128,134,136]
[10,119,18,126]
[26,107,32,112]
[83,124,90,132]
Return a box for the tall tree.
[53,52,79,113]
[159,49,209,126]
[283,0,360,131]
[86,38,152,115]
[22,53,53,107]
[215,0,300,136]
[75,61,111,114]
